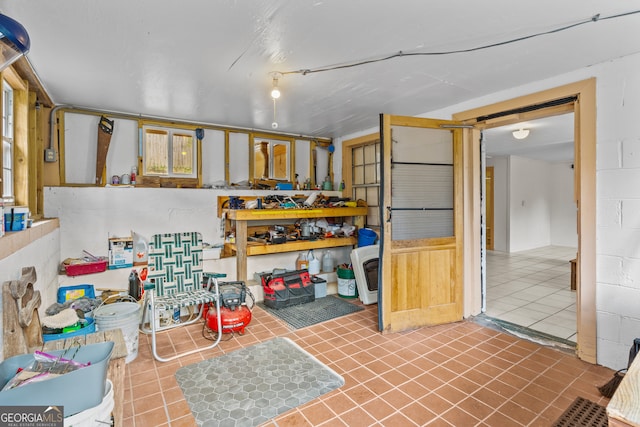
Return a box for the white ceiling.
[1,1,639,150]
[484,114,575,163]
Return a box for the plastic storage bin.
[57,284,96,303]
[42,317,96,343]
[42,284,97,342]
[0,341,114,417]
[312,276,327,298]
[64,260,108,276]
[63,379,114,426]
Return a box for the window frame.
[342,133,381,230]
[249,132,294,184]
[2,80,14,203]
[142,124,198,180]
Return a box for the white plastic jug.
[308,250,320,274]
[322,250,334,272]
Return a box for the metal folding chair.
[139,232,223,362]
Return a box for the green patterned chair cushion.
[147,232,216,309]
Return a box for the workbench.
[220,202,367,281]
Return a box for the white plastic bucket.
[64,379,114,426]
[94,301,141,363]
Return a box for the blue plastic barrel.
[358,228,377,247]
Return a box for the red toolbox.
[261,269,314,309]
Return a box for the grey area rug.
[258,294,364,329]
[175,337,344,427]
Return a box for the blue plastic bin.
[0,341,114,417]
[358,228,377,247]
[42,317,96,342]
[57,284,96,303]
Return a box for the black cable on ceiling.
[277,10,640,76]
[475,95,578,122]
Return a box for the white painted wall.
[509,156,552,252]
[63,113,321,188]
[550,162,577,247]
[202,130,226,185]
[0,229,61,362]
[487,156,576,253]
[44,187,352,293]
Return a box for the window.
[143,126,196,178]
[251,136,291,181]
[2,80,14,202]
[351,140,380,229]
[254,139,289,180]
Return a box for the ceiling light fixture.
[512,128,530,140]
[270,72,282,99]
[0,14,31,71]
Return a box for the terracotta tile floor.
[124,300,614,426]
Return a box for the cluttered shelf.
[225,236,358,256]
[218,195,367,281]
[224,206,367,221]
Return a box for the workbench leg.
[236,220,248,282]
[108,357,125,426]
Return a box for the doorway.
[482,114,577,343]
[454,78,597,363]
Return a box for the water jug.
[322,250,334,272]
[308,250,320,274]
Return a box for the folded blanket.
[41,308,79,329]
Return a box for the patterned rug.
[258,294,364,329]
[552,396,608,427]
[175,337,344,427]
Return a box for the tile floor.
[124,291,613,426]
[485,246,577,342]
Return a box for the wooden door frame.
[454,78,596,363]
[485,166,494,251]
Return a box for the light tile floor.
[485,246,577,342]
[124,288,612,426]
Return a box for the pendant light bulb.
[271,78,281,99]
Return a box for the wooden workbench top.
[34,329,128,359]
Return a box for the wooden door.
[379,115,464,332]
[485,166,494,251]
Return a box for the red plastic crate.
[64,260,108,276]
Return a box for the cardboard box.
[108,237,133,269]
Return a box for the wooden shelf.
[226,236,357,256]
[224,206,367,221]
[220,204,367,281]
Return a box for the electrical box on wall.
[44,148,57,162]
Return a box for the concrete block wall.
[594,53,640,369]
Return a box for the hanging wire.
[272,98,278,129]
[274,10,640,76]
